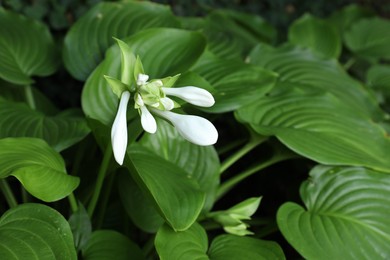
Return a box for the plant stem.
[217,153,294,200]
[96,171,115,229]
[0,179,18,208]
[219,135,268,174]
[24,85,36,110]
[68,193,79,213]
[87,144,112,217]
[343,57,356,71]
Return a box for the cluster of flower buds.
[106,39,218,165]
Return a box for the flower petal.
[137,73,149,85]
[140,105,157,134]
[111,91,131,165]
[160,97,175,110]
[152,109,218,145]
[162,86,215,107]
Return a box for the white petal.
[111,91,130,165]
[152,109,218,145]
[137,73,149,85]
[162,86,215,107]
[140,105,157,133]
[160,97,174,110]
[136,94,144,106]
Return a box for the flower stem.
[68,193,79,213]
[0,179,18,208]
[96,171,115,229]
[24,85,36,110]
[216,153,295,200]
[219,135,268,174]
[87,144,112,217]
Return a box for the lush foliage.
[0,1,390,259]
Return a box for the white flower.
[111,91,131,165]
[151,109,218,146]
[162,86,215,107]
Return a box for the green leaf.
[117,170,164,233]
[0,203,77,259]
[367,65,390,98]
[0,138,79,202]
[288,14,341,58]
[82,230,144,260]
[63,1,179,80]
[82,28,206,125]
[68,203,92,252]
[236,81,390,172]
[0,99,90,151]
[193,57,277,113]
[248,44,381,118]
[0,9,58,85]
[344,17,390,61]
[126,144,205,231]
[139,119,220,212]
[277,165,390,259]
[203,10,276,60]
[208,235,285,260]
[155,223,209,260]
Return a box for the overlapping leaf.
[277,166,390,259]
[0,9,58,85]
[0,203,76,259]
[82,230,144,260]
[63,1,179,80]
[0,138,79,201]
[0,99,89,151]
[126,144,205,231]
[155,223,285,259]
[82,28,206,125]
[344,17,390,60]
[288,14,341,58]
[193,56,277,113]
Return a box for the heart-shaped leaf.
[236,82,390,172]
[0,99,90,151]
[0,203,76,259]
[0,9,58,85]
[277,165,390,259]
[126,144,205,231]
[367,64,390,101]
[155,223,209,260]
[344,17,390,61]
[82,28,206,125]
[82,230,144,260]
[63,1,179,80]
[0,137,79,202]
[288,14,341,58]
[68,203,92,252]
[208,235,285,260]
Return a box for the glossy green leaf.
[155,223,208,260]
[344,17,390,60]
[0,138,79,201]
[248,44,381,118]
[140,119,220,211]
[68,203,91,251]
[0,99,90,151]
[0,203,77,259]
[82,28,206,125]
[203,10,276,60]
[126,144,205,231]
[117,170,164,233]
[193,57,277,113]
[236,81,390,172]
[209,235,285,260]
[0,9,58,85]
[277,165,390,259]
[288,14,341,58]
[63,1,179,80]
[82,230,144,260]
